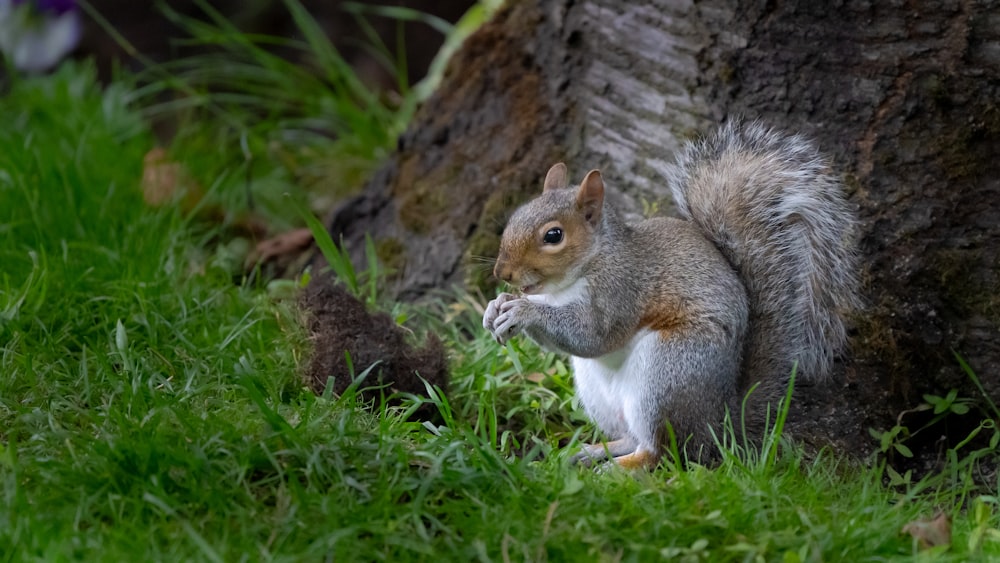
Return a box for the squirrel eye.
[543,227,563,244]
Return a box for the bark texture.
[324,0,1000,462]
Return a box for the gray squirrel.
[482,120,861,469]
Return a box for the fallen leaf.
[141,148,202,209]
[247,228,314,267]
[902,512,951,549]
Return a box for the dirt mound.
[300,276,448,419]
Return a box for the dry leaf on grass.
[901,512,951,549]
[246,228,314,268]
[141,148,203,209]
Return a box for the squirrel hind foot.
[569,451,602,468]
[570,444,661,471]
[570,438,637,467]
[613,449,661,471]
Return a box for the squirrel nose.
[494,257,512,283]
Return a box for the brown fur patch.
[639,301,689,335]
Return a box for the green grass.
[2,45,1000,563]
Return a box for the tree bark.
[324,0,1000,462]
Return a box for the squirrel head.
[494,163,605,295]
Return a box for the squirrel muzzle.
[494,254,515,285]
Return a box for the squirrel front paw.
[493,296,539,344]
[483,292,517,343]
[483,293,534,345]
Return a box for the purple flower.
[12,0,77,15]
[34,0,76,16]
[0,0,81,72]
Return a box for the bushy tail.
[666,119,861,383]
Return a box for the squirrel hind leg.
[570,437,636,467]
[613,448,661,470]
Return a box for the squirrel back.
[665,119,861,387]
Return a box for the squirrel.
[482,119,861,469]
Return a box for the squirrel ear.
[543,163,569,192]
[576,170,604,225]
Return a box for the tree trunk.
[324,0,1000,463]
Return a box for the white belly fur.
[524,277,589,307]
[522,276,652,441]
[572,329,660,440]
